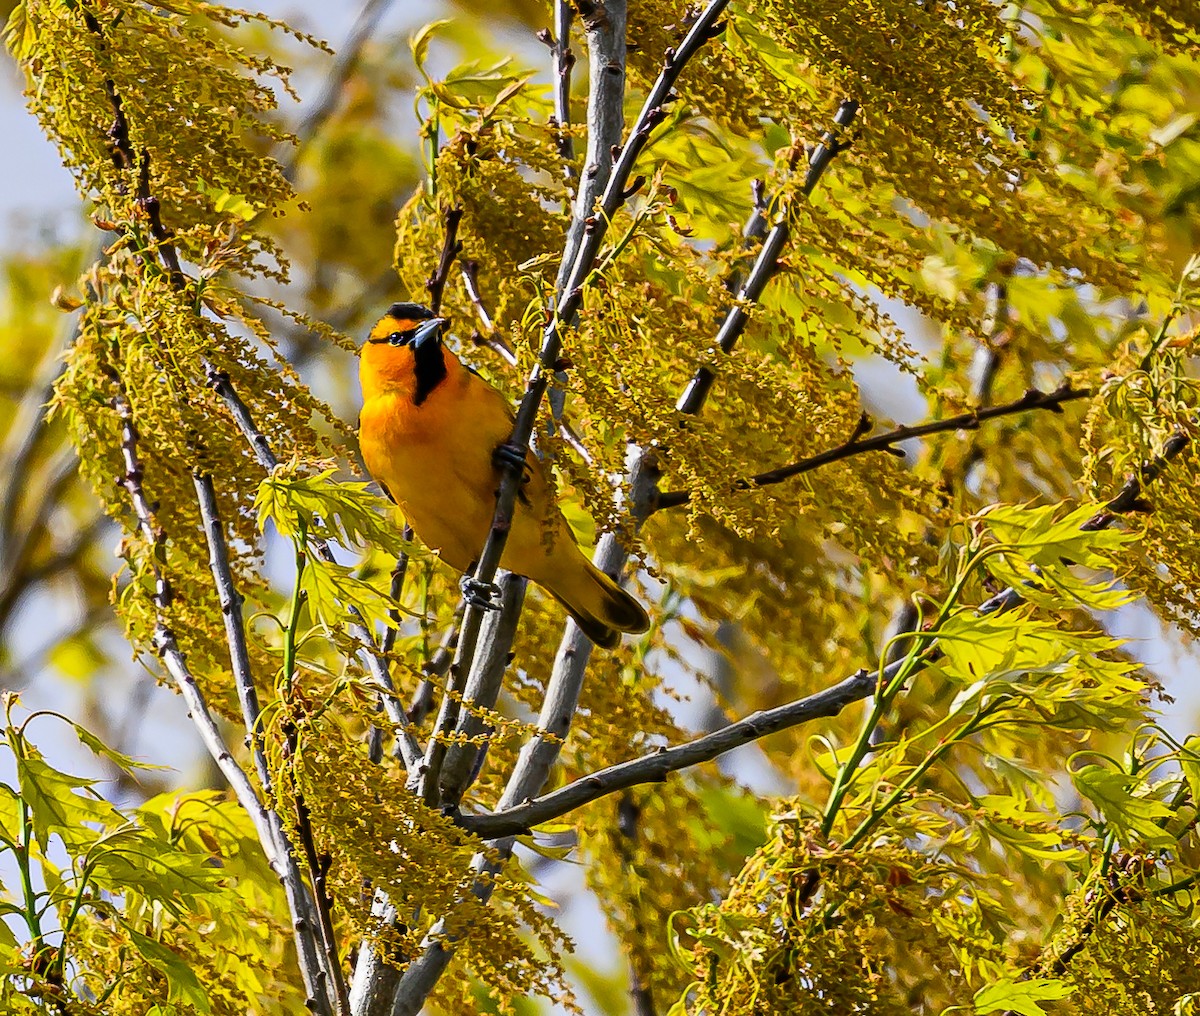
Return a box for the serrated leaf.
[301,558,398,631]
[255,460,414,557]
[1072,764,1176,847]
[71,722,171,778]
[126,926,212,1013]
[15,749,122,851]
[973,977,1074,1014]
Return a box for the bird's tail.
[545,557,650,650]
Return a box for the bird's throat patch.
[413,340,448,405]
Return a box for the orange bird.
[358,303,649,648]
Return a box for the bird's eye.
[388,330,414,346]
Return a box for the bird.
[358,302,650,649]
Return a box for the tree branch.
[460,666,880,838]
[108,386,331,1014]
[416,0,729,808]
[542,0,577,174]
[426,205,463,315]
[457,417,1193,840]
[193,472,274,798]
[675,99,859,415]
[654,382,1092,511]
[461,260,517,364]
[193,470,334,1012]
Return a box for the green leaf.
[69,722,171,779]
[301,557,398,632]
[255,460,414,556]
[980,502,1134,569]
[15,749,122,851]
[973,977,1074,1015]
[1180,736,1200,806]
[1071,764,1177,848]
[87,830,226,915]
[0,783,19,841]
[126,926,212,1013]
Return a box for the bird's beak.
[411,317,447,349]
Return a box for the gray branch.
[111,388,332,1014]
[203,363,424,773]
[462,667,880,839]
[192,471,334,1010]
[553,0,625,297]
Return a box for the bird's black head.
[364,304,448,405]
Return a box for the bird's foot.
[460,574,502,612]
[492,440,528,474]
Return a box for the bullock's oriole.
[358,302,650,648]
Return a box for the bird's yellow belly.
[360,392,568,578]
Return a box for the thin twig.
[676,99,859,415]
[653,383,1091,511]
[459,666,879,838]
[426,206,463,315]
[544,1,577,172]
[193,472,273,795]
[407,619,458,725]
[291,770,352,1016]
[617,793,658,1016]
[461,260,518,365]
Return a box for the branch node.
[621,175,646,200]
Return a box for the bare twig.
[426,206,463,315]
[407,618,458,724]
[290,764,352,1016]
[461,260,518,365]
[617,793,658,1016]
[676,99,859,415]
[545,1,577,172]
[457,420,1193,839]
[193,471,331,1010]
[193,472,273,796]
[459,666,879,838]
[653,383,1092,511]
